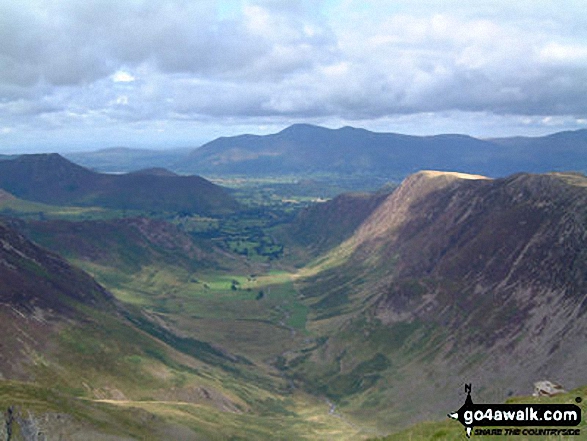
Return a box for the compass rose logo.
[448,383,581,438]
[448,383,475,438]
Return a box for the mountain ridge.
[175,124,587,178]
[61,125,587,181]
[0,153,239,215]
[287,170,587,429]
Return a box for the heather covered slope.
[11,217,214,273]
[0,221,114,315]
[0,153,239,215]
[287,170,587,430]
[0,220,116,384]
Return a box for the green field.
[0,197,142,220]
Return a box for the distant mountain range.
[0,153,239,215]
[64,124,587,179]
[64,147,191,173]
[181,124,587,177]
[178,124,504,177]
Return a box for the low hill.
[0,153,239,215]
[176,124,587,178]
[286,170,587,431]
[64,146,191,173]
[128,167,180,177]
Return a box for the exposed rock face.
[0,407,139,441]
[533,381,566,397]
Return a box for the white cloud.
[112,71,136,83]
[1,0,587,151]
[539,43,587,64]
[115,96,129,105]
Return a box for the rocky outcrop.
[533,381,567,397]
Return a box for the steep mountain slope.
[12,217,213,273]
[0,220,241,435]
[287,170,587,431]
[0,221,114,382]
[176,124,587,178]
[276,191,389,261]
[0,221,114,318]
[0,153,239,215]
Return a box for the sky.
[1,0,587,152]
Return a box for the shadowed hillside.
[175,124,587,178]
[0,221,115,316]
[276,191,390,261]
[0,153,239,215]
[9,217,215,273]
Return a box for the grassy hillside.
[0,192,141,221]
[275,191,389,262]
[369,386,587,441]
